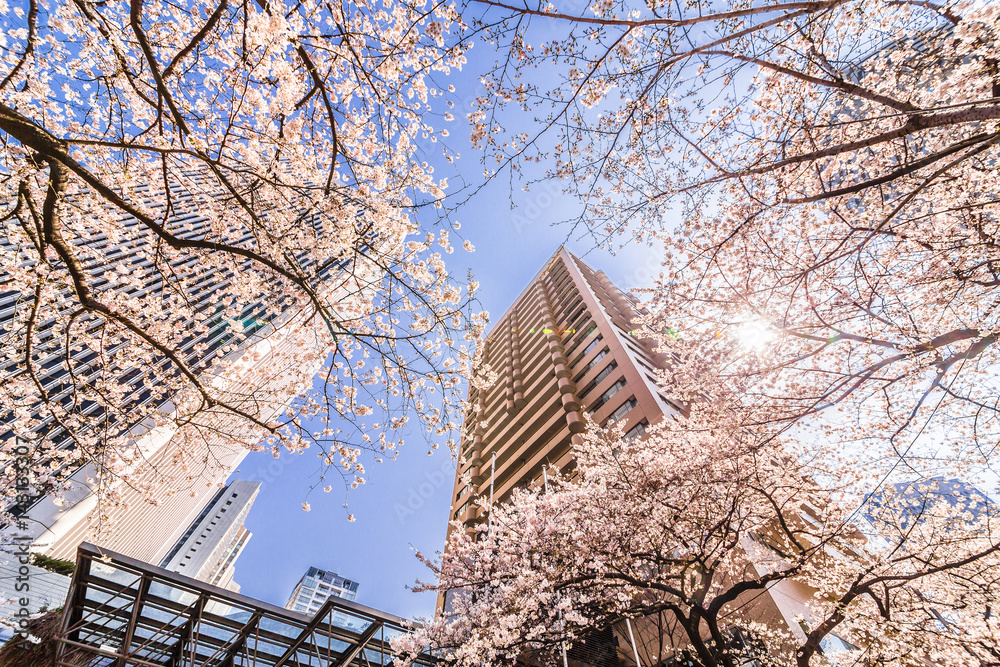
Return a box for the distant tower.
[865,476,995,533]
[159,479,260,591]
[285,566,360,620]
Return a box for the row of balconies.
[450,251,670,536]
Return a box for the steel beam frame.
[52,543,437,667]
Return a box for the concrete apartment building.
[158,479,260,591]
[443,247,858,665]
[449,247,677,536]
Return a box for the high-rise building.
[442,247,860,663]
[285,567,363,631]
[2,186,339,565]
[158,478,260,592]
[448,246,677,537]
[6,297,327,565]
[285,566,360,617]
[866,477,995,527]
[859,476,996,551]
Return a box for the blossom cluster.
[0,0,482,528]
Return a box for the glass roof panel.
[258,616,303,639]
[148,580,200,606]
[55,544,436,667]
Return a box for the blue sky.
[229,181,666,620]
[227,186,671,621]
[217,34,1000,620]
[226,37,678,620]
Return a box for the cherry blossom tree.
[0,0,483,523]
[394,369,1000,667]
[393,3,1000,658]
[459,0,1000,474]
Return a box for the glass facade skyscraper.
[2,187,338,566]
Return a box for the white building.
[3,256,339,568]
[2,183,368,568]
[285,566,360,626]
[158,479,260,592]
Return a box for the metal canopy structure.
[55,543,437,667]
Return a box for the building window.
[566,336,604,366]
[565,325,597,360]
[591,360,617,386]
[587,348,608,369]
[567,304,586,327]
[623,420,648,443]
[580,360,619,398]
[606,397,637,425]
[590,379,626,411]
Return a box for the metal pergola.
[54,543,438,667]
